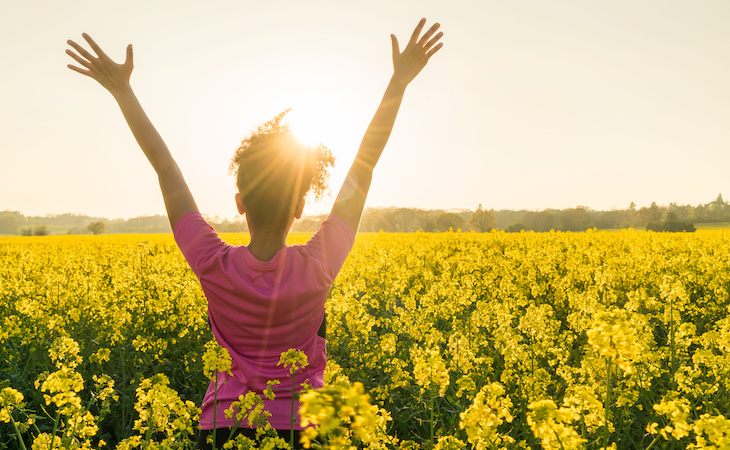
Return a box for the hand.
[390,18,443,86]
[66,33,134,95]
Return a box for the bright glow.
[285,96,364,215]
[284,91,364,163]
[5,2,730,220]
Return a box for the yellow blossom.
[49,336,83,369]
[202,340,233,379]
[278,348,309,375]
[0,387,24,423]
[299,380,376,449]
[586,308,640,374]
[411,346,450,397]
[527,399,586,450]
[459,383,515,449]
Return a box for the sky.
[2,0,730,220]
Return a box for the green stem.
[291,375,296,450]
[530,337,535,400]
[429,386,435,449]
[488,438,498,450]
[669,295,676,376]
[146,416,152,446]
[644,434,661,450]
[213,370,218,450]
[552,429,567,450]
[120,345,128,434]
[603,357,612,449]
[9,415,29,450]
[48,412,60,450]
[373,416,398,448]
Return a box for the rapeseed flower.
[433,436,466,450]
[203,340,233,378]
[459,382,515,449]
[278,348,309,374]
[527,399,586,450]
[133,373,198,438]
[690,413,730,449]
[224,391,271,429]
[39,366,84,415]
[561,385,604,434]
[587,308,639,374]
[31,433,64,450]
[299,380,376,449]
[412,346,450,397]
[0,387,24,423]
[651,395,692,440]
[49,336,82,369]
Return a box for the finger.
[390,34,400,57]
[67,39,96,63]
[423,31,443,52]
[65,49,95,69]
[408,18,427,45]
[67,64,97,79]
[417,23,441,47]
[425,42,443,59]
[82,33,110,60]
[125,44,133,66]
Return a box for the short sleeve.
[304,213,356,282]
[173,211,228,276]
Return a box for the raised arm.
[332,19,443,233]
[66,34,198,229]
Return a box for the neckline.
[244,244,288,267]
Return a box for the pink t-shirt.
[173,211,355,430]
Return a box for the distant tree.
[423,218,437,232]
[637,202,663,226]
[0,211,24,235]
[664,212,679,223]
[33,224,49,236]
[559,206,590,232]
[505,222,525,232]
[647,221,696,232]
[468,204,497,232]
[222,221,248,232]
[291,216,323,232]
[694,203,709,222]
[625,202,637,226]
[593,210,623,230]
[87,221,106,235]
[646,212,696,232]
[436,212,465,232]
[20,227,33,236]
[708,193,728,221]
[712,193,726,208]
[360,210,396,232]
[524,210,558,232]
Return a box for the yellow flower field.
[1,230,729,449]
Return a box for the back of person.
[67,17,443,448]
[174,211,355,431]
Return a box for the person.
[66,18,443,449]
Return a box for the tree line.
[3,193,729,235]
[0,212,171,236]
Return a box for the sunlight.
[284,92,364,163]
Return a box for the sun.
[283,91,364,163]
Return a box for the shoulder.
[173,211,231,273]
[300,213,356,281]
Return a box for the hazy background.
[2,0,730,220]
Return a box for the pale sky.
[2,1,730,220]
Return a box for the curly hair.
[229,110,335,228]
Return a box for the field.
[1,230,730,449]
